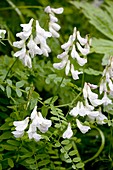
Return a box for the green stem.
[84,125,105,164]
[72,141,85,170]
[71,90,82,106]
[4,58,18,81]
[6,0,25,23]
[0,5,43,11]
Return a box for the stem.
[0,5,43,11]
[72,141,85,170]
[71,90,82,106]
[84,125,105,164]
[4,58,18,81]
[6,0,25,23]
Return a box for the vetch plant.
[0,1,113,170]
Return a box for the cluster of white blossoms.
[99,56,113,105]
[13,18,52,68]
[62,82,109,138]
[44,6,64,38]
[13,6,63,68]
[12,106,52,142]
[53,27,91,80]
[0,29,6,39]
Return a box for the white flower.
[49,13,58,22]
[89,98,103,107]
[20,18,33,32]
[13,117,29,131]
[12,131,24,138]
[31,106,37,120]
[53,55,68,70]
[65,60,70,75]
[16,18,33,40]
[71,44,80,59]
[76,42,90,55]
[71,64,83,80]
[12,117,29,138]
[57,51,68,59]
[30,107,52,133]
[14,45,26,59]
[13,40,25,48]
[69,105,79,117]
[96,112,107,125]
[27,123,42,142]
[76,119,91,134]
[51,7,64,14]
[35,112,52,133]
[35,20,51,56]
[23,52,32,68]
[49,26,60,38]
[0,29,6,38]
[77,31,87,45]
[71,45,87,66]
[61,35,73,51]
[62,123,73,139]
[44,6,63,38]
[45,6,64,14]
[32,133,42,142]
[69,101,88,117]
[27,35,42,57]
[83,83,103,107]
[87,110,99,121]
[102,92,112,106]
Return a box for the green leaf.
[6,79,12,86]
[64,152,69,159]
[25,158,35,164]
[61,140,70,145]
[16,80,25,88]
[73,157,81,163]
[8,158,14,168]
[64,143,72,151]
[0,131,12,140]
[7,140,20,146]
[65,158,72,163]
[0,84,5,91]
[92,38,113,55]
[55,142,61,147]
[71,1,113,40]
[0,122,10,130]
[83,68,102,76]
[1,144,17,151]
[41,106,49,117]
[38,160,50,167]
[16,88,22,97]
[6,85,11,98]
[51,117,59,121]
[69,150,78,156]
[76,162,85,168]
[44,96,58,104]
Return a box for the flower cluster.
[64,82,108,135]
[53,27,91,80]
[99,56,113,105]
[12,106,52,142]
[44,6,64,38]
[13,18,52,68]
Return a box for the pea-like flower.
[53,27,91,80]
[12,117,29,138]
[62,123,73,139]
[76,119,91,134]
[44,6,64,38]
